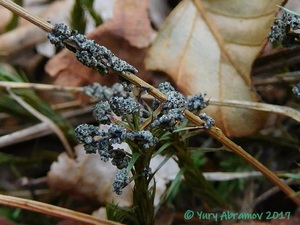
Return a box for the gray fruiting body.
[84,83,114,100]
[108,125,127,144]
[93,101,111,124]
[110,148,130,169]
[157,82,176,94]
[84,82,129,100]
[109,96,140,116]
[112,168,130,195]
[75,124,106,154]
[142,167,152,177]
[269,12,300,47]
[186,94,208,112]
[47,23,138,75]
[98,138,111,162]
[126,130,158,149]
[292,83,300,98]
[163,91,186,110]
[199,113,215,129]
[151,108,184,131]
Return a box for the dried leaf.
[47,145,179,207]
[0,0,73,60]
[45,0,155,88]
[145,0,284,137]
[47,145,133,207]
[109,0,154,48]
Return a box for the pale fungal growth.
[74,124,106,154]
[84,82,129,100]
[111,83,129,98]
[93,101,111,124]
[163,91,186,110]
[47,23,138,74]
[292,83,300,98]
[126,130,158,149]
[151,108,184,131]
[84,83,114,100]
[97,138,111,162]
[109,96,140,116]
[110,148,130,169]
[157,82,175,94]
[269,12,300,47]
[153,82,186,110]
[108,125,127,144]
[186,94,208,112]
[199,113,215,129]
[112,168,130,195]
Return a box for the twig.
[0,194,123,225]
[209,98,300,123]
[0,105,93,148]
[6,87,75,158]
[0,122,50,148]
[248,178,295,210]
[1,0,300,206]
[253,47,300,76]
[253,71,300,86]
[0,81,84,92]
[144,94,300,123]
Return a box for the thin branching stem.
[208,98,300,123]
[6,87,76,158]
[1,0,300,207]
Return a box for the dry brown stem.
[0,194,123,225]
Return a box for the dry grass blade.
[0,81,84,92]
[209,98,300,123]
[6,87,75,158]
[0,122,50,148]
[0,194,123,225]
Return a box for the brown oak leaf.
[145,0,284,137]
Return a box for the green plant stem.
[132,150,155,225]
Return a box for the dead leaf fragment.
[145,0,284,137]
[47,145,133,207]
[110,0,154,48]
[47,144,179,207]
[0,0,73,60]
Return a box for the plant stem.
[0,194,123,225]
[132,151,154,225]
